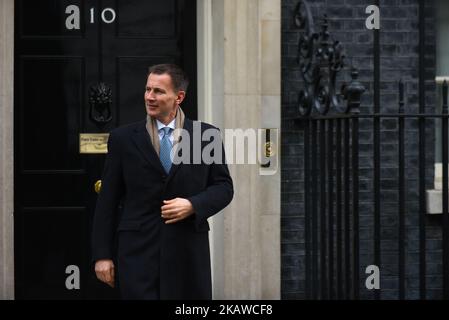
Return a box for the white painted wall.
[197,0,281,299]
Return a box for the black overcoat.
[92,118,233,299]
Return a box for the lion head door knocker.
[89,82,113,127]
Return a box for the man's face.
[144,73,185,124]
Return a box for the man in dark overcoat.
[92,64,233,299]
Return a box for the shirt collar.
[156,118,176,131]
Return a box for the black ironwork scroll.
[294,0,364,116]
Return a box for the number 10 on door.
[65,5,116,30]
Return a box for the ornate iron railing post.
[293,0,366,300]
[294,0,346,117]
[341,69,365,114]
[342,68,364,299]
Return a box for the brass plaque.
[79,133,109,154]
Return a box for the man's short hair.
[148,64,189,93]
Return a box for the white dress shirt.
[156,118,176,145]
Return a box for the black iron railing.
[293,0,448,300]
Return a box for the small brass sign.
[79,133,109,154]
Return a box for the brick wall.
[281,0,438,299]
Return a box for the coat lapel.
[131,121,166,175]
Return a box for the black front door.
[14,0,197,299]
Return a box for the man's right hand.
[95,259,115,288]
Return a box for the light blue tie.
[159,127,173,174]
